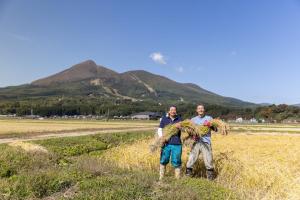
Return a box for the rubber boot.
[175,167,181,179]
[206,169,215,181]
[159,164,166,181]
[185,168,193,177]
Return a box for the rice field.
[231,123,300,134]
[102,124,300,200]
[1,119,300,138]
[0,119,157,138]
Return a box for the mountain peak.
[31,60,118,86]
[67,59,99,74]
[72,59,97,68]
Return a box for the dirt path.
[1,128,299,145]
[0,127,156,144]
[233,131,300,136]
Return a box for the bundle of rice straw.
[149,119,229,152]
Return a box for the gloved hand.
[192,135,200,141]
[203,120,211,127]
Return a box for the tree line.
[0,97,299,122]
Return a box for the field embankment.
[0,130,236,200]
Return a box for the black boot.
[206,169,215,181]
[185,168,193,177]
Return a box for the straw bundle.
[149,119,229,152]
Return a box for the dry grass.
[231,123,300,133]
[213,134,300,200]
[1,119,299,137]
[8,141,49,153]
[0,119,156,137]
[102,134,300,200]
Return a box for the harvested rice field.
[0,119,299,200]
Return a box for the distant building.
[131,112,161,120]
[250,118,258,123]
[0,114,16,118]
[259,118,266,123]
[282,119,298,124]
[235,117,259,124]
[236,117,243,123]
[24,115,41,119]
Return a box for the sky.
[0,0,300,104]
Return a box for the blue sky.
[1,0,300,104]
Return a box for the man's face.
[196,105,205,116]
[169,106,177,117]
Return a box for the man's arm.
[157,117,165,138]
[157,128,163,138]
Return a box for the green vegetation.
[35,131,154,157]
[36,137,108,157]
[0,130,237,200]
[0,96,165,116]
[1,96,299,122]
[254,104,300,122]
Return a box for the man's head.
[168,105,177,118]
[196,104,205,116]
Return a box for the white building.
[236,117,243,123]
[250,118,258,123]
[131,112,161,120]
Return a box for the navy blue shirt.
[159,115,182,145]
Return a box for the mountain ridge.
[0,60,255,107]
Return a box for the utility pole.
[60,95,64,117]
[106,108,110,121]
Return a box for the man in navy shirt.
[157,105,182,180]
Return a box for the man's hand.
[192,135,200,141]
[203,120,211,127]
[174,123,182,129]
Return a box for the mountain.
[293,104,300,107]
[0,60,255,107]
[32,60,119,86]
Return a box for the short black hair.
[169,105,177,110]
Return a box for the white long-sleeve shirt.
[157,128,163,138]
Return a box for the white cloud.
[149,52,167,64]
[176,66,184,73]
